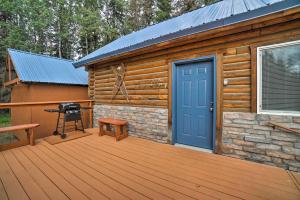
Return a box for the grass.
[0,113,18,145]
[0,113,11,127]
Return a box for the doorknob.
[210,102,214,112]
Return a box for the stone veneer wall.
[93,104,169,143]
[222,112,300,172]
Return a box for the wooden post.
[29,129,35,146]
[115,125,121,141]
[25,128,35,146]
[8,56,12,81]
[99,122,104,136]
[123,124,128,138]
[250,46,257,113]
[167,61,172,144]
[216,50,224,154]
[89,101,93,128]
[26,129,30,145]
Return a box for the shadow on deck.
[0,128,299,200]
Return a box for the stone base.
[222,112,300,172]
[93,104,168,143]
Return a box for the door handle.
[210,102,214,112]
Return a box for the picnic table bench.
[0,124,40,146]
[98,118,128,141]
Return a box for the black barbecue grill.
[45,103,85,139]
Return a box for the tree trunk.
[85,35,89,55]
[58,19,62,58]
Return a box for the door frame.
[171,55,217,151]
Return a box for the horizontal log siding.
[223,46,251,112]
[91,15,300,111]
[94,60,168,107]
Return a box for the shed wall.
[11,84,88,139]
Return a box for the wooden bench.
[0,124,40,146]
[98,118,128,141]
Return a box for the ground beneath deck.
[0,130,299,200]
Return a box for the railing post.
[89,101,93,128]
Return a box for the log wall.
[91,13,300,112]
[93,59,168,107]
[223,46,251,112]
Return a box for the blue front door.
[176,60,213,149]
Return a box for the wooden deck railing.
[0,100,93,108]
[0,100,94,127]
[0,100,94,151]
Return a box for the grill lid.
[59,103,81,112]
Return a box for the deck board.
[11,148,69,200]
[53,144,176,200]
[58,141,217,200]
[0,132,299,200]
[0,153,30,200]
[66,139,236,200]
[98,136,297,190]
[39,142,146,200]
[0,178,8,200]
[21,147,89,200]
[289,171,300,191]
[80,136,298,200]
[2,150,50,200]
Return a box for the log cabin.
[74,0,300,172]
[4,49,88,139]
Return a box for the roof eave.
[73,0,300,68]
[21,80,88,86]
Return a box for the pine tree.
[102,0,127,44]
[126,0,143,32]
[75,0,103,56]
[156,0,172,23]
[23,0,51,54]
[49,0,77,59]
[0,0,220,62]
[174,0,217,16]
[0,0,29,53]
[142,0,155,26]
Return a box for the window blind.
[261,43,300,112]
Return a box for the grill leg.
[75,120,77,131]
[53,112,60,135]
[61,115,66,139]
[80,118,85,133]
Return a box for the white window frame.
[257,40,300,116]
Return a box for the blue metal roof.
[73,0,300,67]
[8,49,87,86]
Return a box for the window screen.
[260,42,300,112]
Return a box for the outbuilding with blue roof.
[4,49,89,139]
[6,48,87,86]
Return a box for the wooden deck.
[0,130,299,200]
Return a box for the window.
[257,40,300,115]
